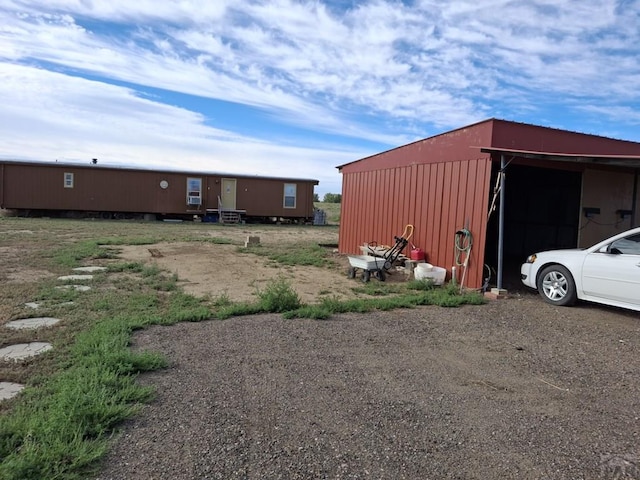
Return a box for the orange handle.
[401,224,414,241]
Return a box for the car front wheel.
[537,265,577,306]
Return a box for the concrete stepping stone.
[73,266,107,273]
[0,342,53,361]
[25,301,74,309]
[58,274,94,281]
[5,317,61,330]
[0,382,25,401]
[56,285,91,292]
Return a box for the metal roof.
[479,147,640,168]
[0,158,319,184]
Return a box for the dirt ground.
[95,299,640,480]
[3,219,640,479]
[115,240,357,305]
[110,224,414,304]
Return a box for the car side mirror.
[608,245,623,255]
[600,244,621,254]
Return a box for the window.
[284,183,296,208]
[186,177,202,205]
[64,172,74,188]
[610,234,640,255]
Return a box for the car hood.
[534,248,586,260]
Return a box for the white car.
[521,226,640,311]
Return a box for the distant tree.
[323,193,342,203]
[313,193,320,202]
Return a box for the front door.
[221,178,237,210]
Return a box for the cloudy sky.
[1,1,639,195]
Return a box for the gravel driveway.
[95,295,640,480]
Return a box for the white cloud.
[0,63,351,193]
[0,0,639,192]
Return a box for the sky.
[1,1,639,196]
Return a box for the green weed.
[240,243,329,267]
[198,237,234,245]
[256,277,301,312]
[52,241,117,268]
[211,292,232,307]
[96,237,160,246]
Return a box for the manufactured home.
[0,160,319,223]
[338,119,640,290]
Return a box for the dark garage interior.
[484,163,582,289]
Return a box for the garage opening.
[484,163,582,289]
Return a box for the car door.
[581,233,640,307]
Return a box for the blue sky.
[1,1,639,196]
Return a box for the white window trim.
[64,172,74,188]
[186,177,202,205]
[284,183,296,209]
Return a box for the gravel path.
[96,296,640,479]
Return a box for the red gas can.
[410,247,426,261]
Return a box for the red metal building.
[338,119,640,290]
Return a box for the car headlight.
[525,254,537,264]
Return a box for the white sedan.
[521,226,640,311]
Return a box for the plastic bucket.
[416,263,433,273]
[415,265,446,285]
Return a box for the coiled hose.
[454,228,473,291]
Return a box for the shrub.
[257,277,301,312]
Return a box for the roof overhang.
[479,147,640,169]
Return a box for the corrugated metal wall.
[340,157,492,289]
[340,119,640,290]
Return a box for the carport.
[339,119,640,291]
[481,147,640,290]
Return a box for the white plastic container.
[416,262,433,272]
[414,265,447,285]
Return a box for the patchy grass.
[0,227,216,479]
[198,237,235,245]
[0,217,484,479]
[96,237,161,246]
[239,242,331,267]
[283,283,485,319]
[52,240,118,268]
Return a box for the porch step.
[220,211,241,224]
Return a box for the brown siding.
[1,165,202,214]
[234,177,315,218]
[579,168,639,246]
[0,162,317,219]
